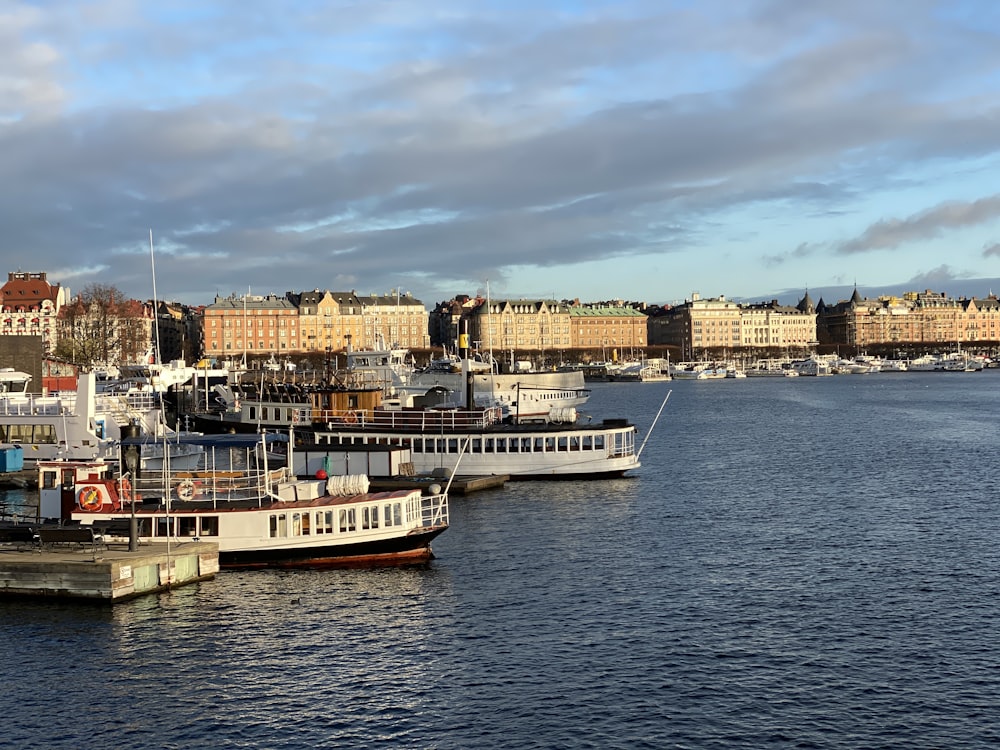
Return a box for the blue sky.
[3,0,1000,308]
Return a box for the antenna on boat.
[636,389,672,460]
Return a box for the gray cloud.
[836,196,1000,254]
[3,0,1000,306]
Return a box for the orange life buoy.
[176,479,197,501]
[344,410,358,424]
[78,485,103,512]
[119,476,132,503]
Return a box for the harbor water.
[2,371,999,748]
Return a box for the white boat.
[34,441,449,569]
[309,399,643,479]
[0,368,31,394]
[0,371,204,470]
[348,340,590,421]
[907,355,938,372]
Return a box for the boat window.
[582,436,593,450]
[557,436,568,450]
[362,505,379,529]
[156,517,173,538]
[178,517,198,537]
[508,438,518,452]
[484,438,495,452]
[291,512,302,535]
[447,438,460,453]
[248,406,258,420]
[41,470,57,489]
[269,513,287,538]
[199,517,218,536]
[339,508,356,532]
[545,437,555,452]
[325,510,335,533]
[136,519,152,536]
[392,503,402,526]
[471,438,482,453]
[594,435,605,450]
[569,436,581,451]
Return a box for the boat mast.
[149,230,162,366]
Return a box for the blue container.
[0,446,24,472]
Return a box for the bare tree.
[55,284,152,368]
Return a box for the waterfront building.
[355,291,430,350]
[202,292,298,360]
[648,292,816,358]
[468,298,573,363]
[567,304,647,359]
[0,272,70,356]
[818,288,1000,349]
[201,289,430,360]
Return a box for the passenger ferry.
[35,436,449,569]
[309,404,642,479]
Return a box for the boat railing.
[415,492,449,528]
[313,405,504,431]
[0,393,76,416]
[131,466,287,507]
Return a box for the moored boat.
[35,436,449,569]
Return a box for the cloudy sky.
[3,0,1000,308]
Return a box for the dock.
[0,540,219,603]
[368,474,509,495]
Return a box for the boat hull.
[219,527,446,569]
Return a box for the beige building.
[819,289,1000,348]
[649,292,817,356]
[355,292,430,350]
[201,289,430,359]
[467,298,573,358]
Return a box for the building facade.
[818,289,1000,349]
[568,304,648,359]
[648,292,817,357]
[0,272,70,356]
[201,290,430,359]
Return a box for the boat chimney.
[459,319,474,409]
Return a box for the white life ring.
[176,479,197,501]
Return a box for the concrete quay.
[0,540,218,603]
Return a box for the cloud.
[836,195,1000,254]
[3,0,1000,306]
[905,265,961,286]
[984,242,1000,258]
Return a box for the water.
[3,373,1000,749]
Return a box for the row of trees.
[51,284,152,368]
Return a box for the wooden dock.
[0,540,218,603]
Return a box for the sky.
[3,0,1000,309]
